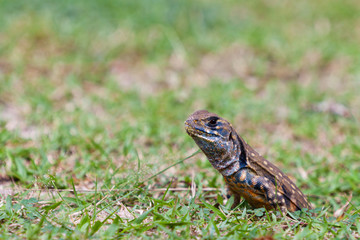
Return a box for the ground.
[0,0,359,239]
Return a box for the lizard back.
[239,135,312,211]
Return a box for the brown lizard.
[185,110,312,212]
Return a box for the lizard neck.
[206,131,246,177]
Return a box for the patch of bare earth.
[0,103,49,140]
[110,43,356,95]
[110,45,261,97]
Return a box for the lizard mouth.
[184,121,218,139]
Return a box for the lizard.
[185,110,312,212]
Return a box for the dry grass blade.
[333,193,352,220]
[191,170,196,198]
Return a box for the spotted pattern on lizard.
[185,110,312,212]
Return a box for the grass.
[0,0,359,238]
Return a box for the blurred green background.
[0,0,359,238]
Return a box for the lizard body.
[185,110,312,212]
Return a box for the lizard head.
[185,110,235,161]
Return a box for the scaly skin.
[185,110,312,212]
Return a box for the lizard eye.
[207,117,219,127]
